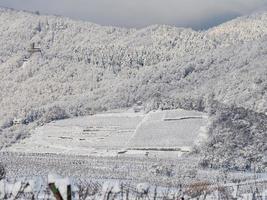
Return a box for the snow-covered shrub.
[0,118,13,129]
[183,64,195,78]
[185,181,212,199]
[42,106,69,123]
[0,163,5,180]
[200,101,267,172]
[23,108,45,124]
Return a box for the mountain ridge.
[0,7,266,150]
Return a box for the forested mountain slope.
[0,8,266,155]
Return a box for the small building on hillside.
[13,118,23,125]
[28,43,41,54]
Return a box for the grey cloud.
[1,0,267,29]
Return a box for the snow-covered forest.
[0,8,266,170]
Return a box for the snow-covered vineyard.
[1,152,267,199]
[0,173,267,199]
[4,109,207,157]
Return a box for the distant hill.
[0,8,266,151]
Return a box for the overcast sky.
[1,0,267,29]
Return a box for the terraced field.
[128,110,208,150]
[4,109,208,158]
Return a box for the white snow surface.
[4,109,208,157]
[128,110,207,150]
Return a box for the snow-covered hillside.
[0,7,266,167]
[4,109,207,157]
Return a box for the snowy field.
[1,152,266,187]
[128,109,208,150]
[4,110,143,156]
[4,109,208,158]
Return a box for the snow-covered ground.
[4,109,208,158]
[128,109,208,150]
[1,172,266,200]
